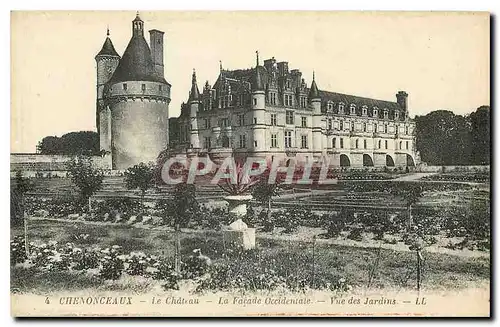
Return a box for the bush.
[10,236,27,265]
[72,248,100,270]
[346,227,364,241]
[124,252,158,276]
[98,246,125,280]
[321,213,346,238]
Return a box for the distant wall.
[416,165,490,173]
[10,154,112,177]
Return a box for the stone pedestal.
[222,219,256,250]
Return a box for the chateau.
[169,54,419,168]
[95,13,170,169]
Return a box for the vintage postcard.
[10,11,490,317]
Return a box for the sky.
[10,11,490,153]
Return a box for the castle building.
[95,13,171,169]
[169,53,419,168]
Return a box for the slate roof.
[96,37,120,57]
[107,33,168,84]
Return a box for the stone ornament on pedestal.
[224,194,253,217]
[222,218,256,250]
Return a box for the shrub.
[98,246,125,280]
[346,227,364,241]
[72,248,100,270]
[10,236,27,265]
[321,213,346,238]
[124,252,158,276]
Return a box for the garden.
[10,157,491,295]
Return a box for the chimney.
[396,91,408,112]
[149,29,165,78]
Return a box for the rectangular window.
[301,117,307,128]
[204,137,211,149]
[239,134,246,148]
[384,124,388,133]
[364,139,367,149]
[332,137,336,148]
[158,85,162,92]
[286,111,294,125]
[270,114,277,126]
[284,131,292,148]
[123,83,127,91]
[340,138,344,149]
[374,124,378,133]
[204,118,211,129]
[238,114,245,126]
[219,118,228,127]
[141,84,146,92]
[301,135,308,149]
[253,117,257,124]
[284,94,293,107]
[300,97,306,108]
[340,121,344,130]
[328,119,332,130]
[351,121,355,131]
[385,140,388,149]
[406,141,409,149]
[271,134,278,148]
[253,98,257,106]
[269,92,277,105]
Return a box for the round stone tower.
[104,13,171,170]
[95,28,120,154]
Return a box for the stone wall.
[10,154,112,177]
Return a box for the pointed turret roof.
[251,51,265,92]
[96,29,120,57]
[308,71,320,99]
[189,69,200,101]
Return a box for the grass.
[11,219,490,294]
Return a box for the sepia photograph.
[9,10,490,317]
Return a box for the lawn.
[11,219,490,294]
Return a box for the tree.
[391,182,425,292]
[469,106,490,165]
[37,131,99,155]
[11,171,34,256]
[66,155,104,211]
[124,162,156,214]
[159,184,198,273]
[252,177,282,232]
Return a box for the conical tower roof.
[308,71,320,99]
[96,29,120,57]
[107,15,167,84]
[189,69,200,101]
[251,51,266,92]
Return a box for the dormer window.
[339,103,345,114]
[327,102,334,112]
[362,106,368,116]
[383,109,389,119]
[373,107,378,117]
[394,110,399,120]
[350,104,356,115]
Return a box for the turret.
[309,72,323,155]
[189,69,200,149]
[95,27,120,153]
[251,51,266,152]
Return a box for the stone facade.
[169,55,419,168]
